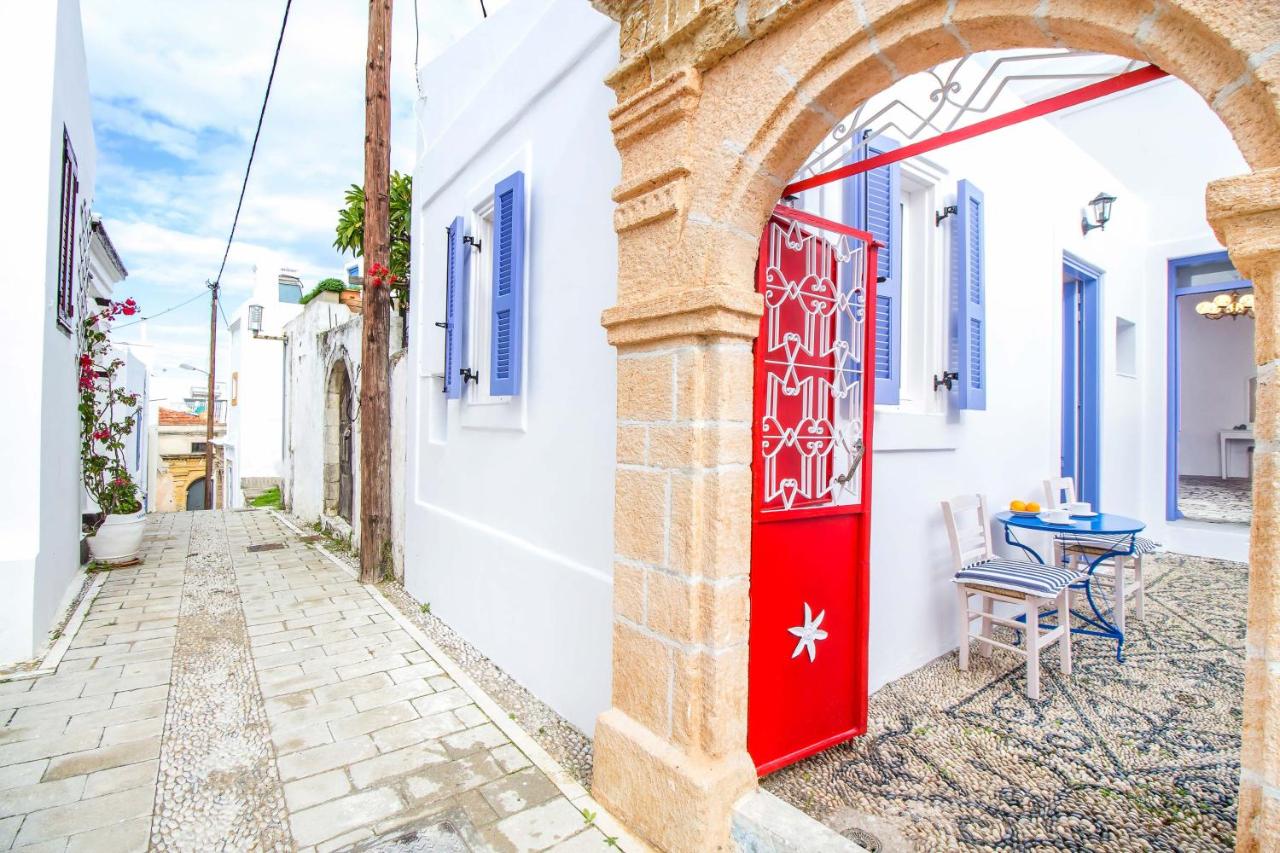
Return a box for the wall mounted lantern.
[248,303,286,342]
[1081,191,1116,235]
[1195,290,1255,320]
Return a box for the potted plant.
[80,298,145,564]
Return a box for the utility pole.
[205,279,218,510]
[359,0,393,583]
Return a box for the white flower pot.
[86,510,145,564]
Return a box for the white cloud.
[81,0,508,376]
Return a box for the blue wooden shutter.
[490,171,526,397]
[950,180,987,410]
[444,216,467,399]
[843,134,902,404]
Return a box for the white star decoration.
[788,603,828,662]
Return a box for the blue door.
[1062,257,1101,507]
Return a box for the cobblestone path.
[0,511,629,852]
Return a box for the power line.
[212,0,293,291]
[114,290,208,329]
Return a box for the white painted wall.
[225,267,303,507]
[113,346,150,509]
[1176,297,1254,477]
[0,0,97,664]
[282,298,408,578]
[1052,77,1251,559]
[282,300,362,528]
[405,0,620,734]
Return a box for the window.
[192,442,208,453]
[278,282,303,304]
[466,200,500,406]
[56,128,79,332]
[894,169,949,414]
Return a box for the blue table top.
[993,510,1146,535]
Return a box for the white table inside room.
[1219,428,1254,479]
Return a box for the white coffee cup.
[1067,501,1091,515]
[1041,508,1071,524]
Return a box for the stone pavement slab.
[0,510,640,852]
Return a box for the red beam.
[784,65,1169,196]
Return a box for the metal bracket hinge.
[933,370,959,391]
[459,368,480,385]
[935,205,958,227]
[463,235,482,252]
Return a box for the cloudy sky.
[83,0,507,406]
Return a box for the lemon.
[1010,500,1026,512]
[1025,501,1041,513]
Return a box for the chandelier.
[1195,290,1254,320]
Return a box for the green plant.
[250,486,283,508]
[334,171,412,301]
[420,602,432,615]
[603,836,619,848]
[298,277,351,305]
[79,299,143,526]
[580,808,596,825]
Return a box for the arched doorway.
[589,3,1280,850]
[186,478,206,511]
[325,359,354,523]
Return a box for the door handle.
[833,438,865,487]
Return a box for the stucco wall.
[283,301,363,531]
[405,0,620,734]
[283,299,407,579]
[0,0,96,663]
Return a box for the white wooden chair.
[1042,476,1156,635]
[943,494,1080,700]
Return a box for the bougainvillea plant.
[79,298,143,524]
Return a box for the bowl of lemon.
[1009,500,1041,517]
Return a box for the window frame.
[56,128,79,334]
[890,163,949,415]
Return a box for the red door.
[748,205,878,775]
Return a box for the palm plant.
[334,171,412,290]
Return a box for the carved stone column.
[590,59,762,851]
[1208,166,1280,852]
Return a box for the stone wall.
[588,1,1280,850]
[282,296,407,579]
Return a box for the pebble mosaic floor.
[762,552,1247,852]
[0,510,631,852]
[1178,476,1251,525]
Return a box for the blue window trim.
[489,171,527,397]
[1165,250,1251,521]
[1062,254,1103,508]
[951,179,987,410]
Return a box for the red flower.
[93,428,110,441]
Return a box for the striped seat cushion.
[1057,533,1159,555]
[954,559,1083,597]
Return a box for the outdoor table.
[992,510,1147,661]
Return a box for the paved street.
[0,511,628,852]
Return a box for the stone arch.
[184,476,207,511]
[591,2,1280,851]
[323,355,355,522]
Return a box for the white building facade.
[403,4,1247,739]
[224,267,305,508]
[0,0,108,665]
[405,0,621,734]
